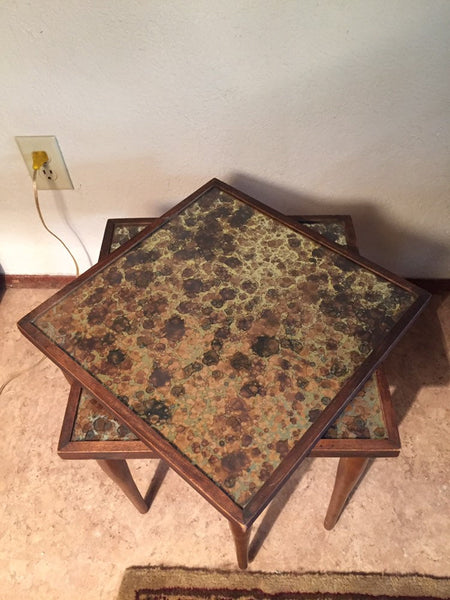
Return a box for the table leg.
[324,456,369,530]
[97,459,149,514]
[61,369,75,385]
[229,520,252,569]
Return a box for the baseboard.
[3,273,449,293]
[0,272,5,302]
[408,279,450,293]
[4,274,76,289]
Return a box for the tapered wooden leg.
[229,520,252,569]
[324,456,369,530]
[61,369,76,385]
[97,459,148,514]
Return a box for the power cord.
[32,150,80,276]
[0,151,80,397]
[0,356,47,396]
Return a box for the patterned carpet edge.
[117,566,450,600]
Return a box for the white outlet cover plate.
[16,135,74,190]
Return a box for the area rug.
[117,566,450,600]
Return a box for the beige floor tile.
[1,289,449,599]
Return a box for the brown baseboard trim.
[409,278,450,293]
[3,274,449,293]
[5,274,76,289]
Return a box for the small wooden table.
[59,215,400,530]
[19,179,429,568]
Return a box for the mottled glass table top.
[34,187,416,507]
[73,374,387,443]
[72,218,386,444]
[303,221,348,248]
[109,218,349,253]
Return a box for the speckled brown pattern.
[72,374,387,443]
[33,187,416,506]
[71,219,387,444]
[110,224,149,252]
[73,390,136,441]
[303,221,347,247]
[110,219,349,255]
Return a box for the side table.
[20,179,428,568]
[58,215,400,533]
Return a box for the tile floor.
[0,288,449,600]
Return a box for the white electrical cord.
[0,356,47,396]
[32,169,80,276]
[0,169,80,396]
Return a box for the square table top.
[18,179,429,525]
[64,216,397,457]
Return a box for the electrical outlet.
[41,162,57,183]
[16,136,74,190]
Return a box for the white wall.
[1,0,449,278]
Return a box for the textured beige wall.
[1,1,449,277]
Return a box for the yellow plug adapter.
[32,150,49,171]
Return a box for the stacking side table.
[58,215,400,532]
[20,179,428,568]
